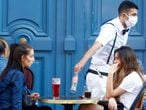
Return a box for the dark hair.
[7,43,19,68]
[118,0,138,15]
[115,46,142,74]
[0,44,33,80]
[113,46,143,89]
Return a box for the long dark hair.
[113,46,144,89]
[0,44,33,80]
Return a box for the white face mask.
[125,15,138,28]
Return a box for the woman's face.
[114,52,121,67]
[21,49,35,68]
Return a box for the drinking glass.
[52,77,61,99]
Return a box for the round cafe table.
[39,97,99,110]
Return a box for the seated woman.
[79,46,144,110]
[0,43,52,110]
[104,46,144,110]
[0,44,39,109]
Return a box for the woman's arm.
[12,71,24,110]
[106,64,125,98]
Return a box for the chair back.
[24,68,34,90]
[129,82,146,110]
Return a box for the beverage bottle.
[70,72,78,93]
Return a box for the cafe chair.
[97,82,146,110]
[23,68,53,110]
[129,82,146,110]
[24,67,34,90]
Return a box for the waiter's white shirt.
[90,17,129,73]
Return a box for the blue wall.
[0,0,146,110]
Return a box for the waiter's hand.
[74,62,83,73]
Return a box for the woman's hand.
[108,98,117,110]
[109,63,119,75]
[30,92,40,100]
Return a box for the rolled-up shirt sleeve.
[119,72,142,93]
[96,24,116,46]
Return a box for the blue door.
[0,0,146,110]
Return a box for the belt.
[87,69,108,76]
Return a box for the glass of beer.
[52,77,61,99]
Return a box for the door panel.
[0,0,54,105]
